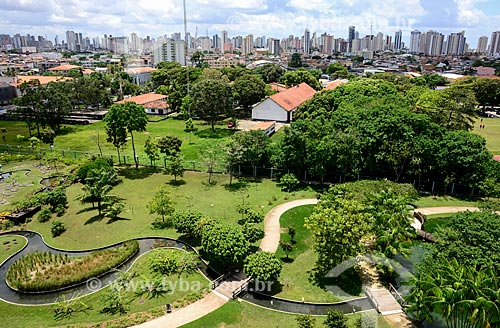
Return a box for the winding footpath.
[0,202,482,327]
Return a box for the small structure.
[325,79,348,90]
[116,93,170,115]
[0,82,17,105]
[48,64,82,75]
[250,121,276,136]
[252,83,316,122]
[475,66,496,77]
[125,67,156,86]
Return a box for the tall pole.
[183,0,190,117]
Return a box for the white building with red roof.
[116,92,169,115]
[251,82,316,122]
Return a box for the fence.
[0,144,480,197]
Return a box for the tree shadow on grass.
[263,280,283,296]
[178,234,201,248]
[56,126,77,137]
[76,207,96,215]
[280,256,294,264]
[223,180,249,191]
[314,267,363,297]
[84,214,104,225]
[194,127,236,139]
[168,179,186,186]
[116,167,160,180]
[106,217,131,224]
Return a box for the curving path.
[0,231,220,305]
[0,203,483,327]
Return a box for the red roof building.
[116,93,169,115]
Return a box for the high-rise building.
[65,31,76,51]
[477,36,488,53]
[409,30,421,53]
[420,30,444,56]
[303,29,311,54]
[108,36,129,54]
[212,34,221,51]
[394,30,402,51]
[446,31,466,55]
[242,34,254,55]
[348,26,356,52]
[154,40,185,65]
[222,30,228,48]
[490,31,500,55]
[130,33,141,54]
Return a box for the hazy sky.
[1,0,499,46]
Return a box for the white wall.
[252,98,289,122]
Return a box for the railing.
[363,286,379,310]
[388,283,406,307]
[232,279,251,299]
[211,273,227,290]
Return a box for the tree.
[190,79,233,132]
[201,222,249,267]
[200,143,223,184]
[144,137,159,166]
[233,74,266,113]
[103,199,125,221]
[158,135,182,157]
[191,51,205,68]
[103,105,128,163]
[280,70,322,90]
[224,137,245,185]
[230,130,269,177]
[414,85,478,131]
[305,191,372,277]
[147,186,175,223]
[244,251,282,282]
[51,220,67,237]
[326,62,349,80]
[165,155,184,181]
[254,64,285,83]
[323,310,347,328]
[279,241,293,259]
[289,53,303,68]
[77,168,120,215]
[296,314,316,328]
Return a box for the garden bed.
[6,240,139,292]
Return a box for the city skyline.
[0,0,499,46]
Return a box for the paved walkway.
[133,203,478,327]
[259,198,318,253]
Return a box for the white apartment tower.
[477,36,488,53]
[490,31,500,55]
[154,40,185,65]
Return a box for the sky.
[0,0,499,47]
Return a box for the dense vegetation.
[6,240,138,292]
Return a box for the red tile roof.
[49,64,82,71]
[125,67,156,74]
[268,83,288,93]
[15,75,72,86]
[270,83,316,112]
[325,79,347,90]
[116,93,167,105]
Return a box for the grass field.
[0,235,26,263]
[273,205,361,303]
[414,195,480,208]
[181,300,389,328]
[0,119,287,164]
[0,248,209,328]
[26,169,317,250]
[423,213,456,233]
[473,117,500,155]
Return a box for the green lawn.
[273,205,361,303]
[0,235,26,263]
[414,195,480,208]
[473,117,500,155]
[423,213,456,233]
[0,248,210,328]
[26,169,316,250]
[181,300,388,328]
[0,119,238,162]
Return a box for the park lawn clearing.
[0,248,209,328]
[473,117,500,155]
[414,195,480,208]
[6,241,138,292]
[0,235,26,263]
[273,205,361,303]
[0,119,237,162]
[423,213,456,234]
[181,300,387,328]
[26,169,316,250]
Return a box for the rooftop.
[125,67,156,75]
[48,64,82,71]
[116,93,167,106]
[270,82,316,112]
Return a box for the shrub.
[324,309,347,328]
[51,220,66,237]
[149,249,199,276]
[76,158,114,183]
[37,208,52,223]
[44,188,67,211]
[54,204,66,217]
[244,252,282,282]
[172,210,203,235]
[278,173,300,192]
[243,223,265,243]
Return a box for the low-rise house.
[116,93,170,115]
[252,82,316,122]
[125,67,156,86]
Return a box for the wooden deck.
[364,287,403,316]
